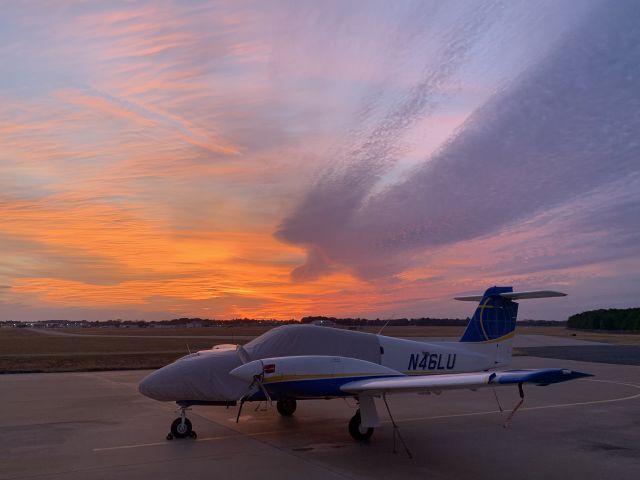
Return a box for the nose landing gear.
[167,405,197,440]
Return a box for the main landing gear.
[348,398,412,458]
[167,405,197,440]
[348,410,374,441]
[276,398,297,417]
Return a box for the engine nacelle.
[230,355,400,398]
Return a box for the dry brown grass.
[57,326,274,337]
[0,328,232,355]
[0,352,184,373]
[0,328,245,373]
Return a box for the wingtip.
[560,369,594,381]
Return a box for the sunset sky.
[1,0,639,322]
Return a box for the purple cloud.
[278,0,640,281]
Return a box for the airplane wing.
[340,368,591,395]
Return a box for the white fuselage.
[139,326,513,404]
[378,336,512,374]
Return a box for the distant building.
[310,319,343,328]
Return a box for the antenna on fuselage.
[377,315,395,335]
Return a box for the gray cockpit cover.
[245,325,382,363]
[141,324,383,402]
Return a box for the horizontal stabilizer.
[455,290,566,301]
[454,295,484,302]
[500,290,567,300]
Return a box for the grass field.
[0,328,229,373]
[1,325,637,373]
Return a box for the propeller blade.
[232,366,273,409]
[235,398,245,423]
[256,377,273,405]
[236,344,250,364]
[230,354,273,418]
[235,371,272,421]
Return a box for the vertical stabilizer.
[458,286,518,343]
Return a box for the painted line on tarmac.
[394,379,640,424]
[94,379,639,452]
[93,429,283,452]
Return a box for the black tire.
[170,417,192,439]
[348,410,374,441]
[277,398,297,417]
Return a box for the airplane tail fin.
[456,287,566,343]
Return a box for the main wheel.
[170,417,193,439]
[277,398,297,416]
[348,410,374,441]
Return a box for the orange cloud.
[1,190,368,318]
[55,89,155,126]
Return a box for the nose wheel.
[167,406,197,440]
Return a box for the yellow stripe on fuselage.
[402,371,444,376]
[262,372,395,384]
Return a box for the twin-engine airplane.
[139,286,591,444]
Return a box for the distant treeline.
[3,318,297,328]
[567,308,640,331]
[2,317,565,328]
[300,316,467,326]
[298,316,564,327]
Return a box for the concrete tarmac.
[408,334,608,347]
[521,345,640,366]
[1,356,639,480]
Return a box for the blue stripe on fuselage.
[248,374,402,400]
